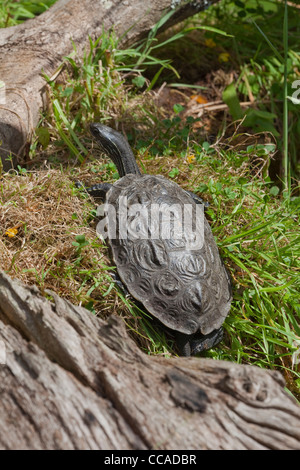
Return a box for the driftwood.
[0,0,220,170]
[0,270,299,450]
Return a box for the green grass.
[147,0,300,182]
[194,144,300,397]
[0,0,56,27]
[1,0,299,399]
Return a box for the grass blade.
[283,0,290,197]
[252,20,284,63]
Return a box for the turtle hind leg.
[191,327,224,355]
[75,181,112,200]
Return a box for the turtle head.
[90,123,126,154]
[89,123,141,177]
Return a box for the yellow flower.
[218,52,230,63]
[205,38,217,48]
[190,94,208,104]
[187,154,196,164]
[5,227,18,238]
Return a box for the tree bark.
[0,270,299,450]
[0,0,219,171]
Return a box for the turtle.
[77,123,232,356]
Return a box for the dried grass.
[0,168,115,315]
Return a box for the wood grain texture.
[0,270,299,450]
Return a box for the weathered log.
[0,0,220,170]
[0,270,299,450]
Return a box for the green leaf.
[52,99,88,158]
[238,177,248,185]
[36,128,50,149]
[169,168,179,178]
[169,83,207,90]
[74,234,89,247]
[222,83,243,120]
[243,109,279,136]
[202,141,211,151]
[146,66,164,91]
[132,76,146,88]
[252,20,284,63]
[244,109,277,122]
[270,186,280,196]
[184,26,234,37]
[173,103,185,114]
[196,183,208,193]
[61,86,74,97]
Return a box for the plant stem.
[283,0,290,197]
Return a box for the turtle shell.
[103,174,232,336]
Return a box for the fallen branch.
[0,270,299,450]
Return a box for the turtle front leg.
[111,271,130,297]
[190,327,224,355]
[185,190,210,210]
[175,327,223,356]
[75,181,113,200]
[175,332,193,356]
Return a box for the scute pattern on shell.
[106,174,232,335]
